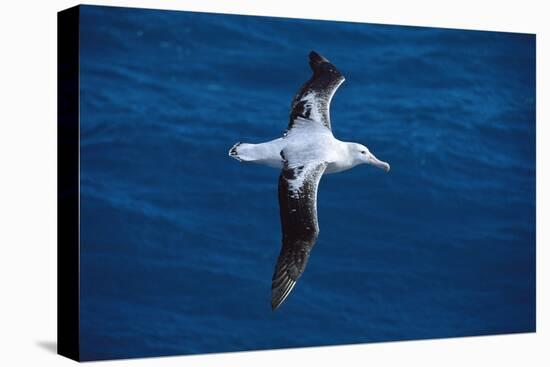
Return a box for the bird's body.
[231,128,356,174]
[229,51,390,310]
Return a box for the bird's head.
[349,143,390,172]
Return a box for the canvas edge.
[57,4,81,362]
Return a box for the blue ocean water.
[77,5,536,361]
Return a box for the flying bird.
[229,51,390,310]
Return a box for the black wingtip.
[271,274,297,311]
[272,277,302,309]
[308,51,342,77]
[309,51,329,65]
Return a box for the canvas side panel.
[57,5,80,362]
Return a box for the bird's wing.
[287,51,345,132]
[272,155,327,310]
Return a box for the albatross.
[229,51,390,310]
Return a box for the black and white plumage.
[229,51,390,310]
[288,51,345,131]
[272,156,327,309]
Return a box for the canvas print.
[58,4,535,361]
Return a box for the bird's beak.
[367,152,390,172]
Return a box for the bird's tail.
[228,142,254,162]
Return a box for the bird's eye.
[361,150,366,154]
